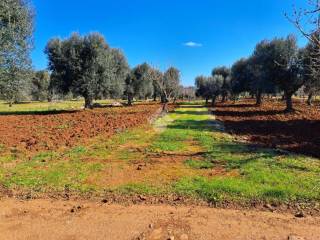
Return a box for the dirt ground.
[0,104,162,153]
[0,198,318,240]
[214,99,320,158]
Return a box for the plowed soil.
[0,104,163,153]
[214,99,320,158]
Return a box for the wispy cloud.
[183,41,203,48]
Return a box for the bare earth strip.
[0,199,319,240]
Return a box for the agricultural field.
[2,0,320,238]
[0,101,319,208]
[215,99,320,158]
[0,102,320,239]
[0,101,319,239]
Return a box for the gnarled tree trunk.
[84,96,93,109]
[256,90,262,106]
[307,92,313,106]
[127,94,133,106]
[285,91,294,112]
[211,95,217,107]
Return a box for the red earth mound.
[0,103,163,153]
[214,99,320,158]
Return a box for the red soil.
[214,99,320,158]
[0,199,319,240]
[0,104,162,153]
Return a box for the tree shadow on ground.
[175,110,210,115]
[215,103,256,108]
[0,109,80,116]
[213,109,285,117]
[222,119,320,159]
[177,105,207,109]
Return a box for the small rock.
[101,199,108,204]
[137,165,143,170]
[288,235,305,240]
[149,223,154,229]
[294,211,305,218]
[70,205,82,213]
[264,204,274,212]
[139,195,147,201]
[180,234,189,240]
[168,236,174,240]
[174,196,182,201]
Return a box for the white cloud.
[183,41,203,47]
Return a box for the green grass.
[0,99,121,114]
[166,106,320,203]
[0,102,319,205]
[184,159,214,169]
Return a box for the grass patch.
[0,102,319,205]
[184,159,214,169]
[116,183,162,195]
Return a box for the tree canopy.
[0,0,34,105]
[45,33,129,108]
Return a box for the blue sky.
[31,0,307,86]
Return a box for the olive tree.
[212,66,231,102]
[269,35,304,111]
[195,75,223,106]
[300,34,320,105]
[125,63,152,105]
[208,75,224,106]
[249,40,279,106]
[230,58,251,96]
[0,0,34,106]
[195,75,211,104]
[45,33,129,108]
[160,67,181,103]
[31,70,50,101]
[287,1,320,106]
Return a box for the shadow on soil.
[0,109,80,116]
[213,104,320,158]
[213,109,286,117]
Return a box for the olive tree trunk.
[84,96,93,109]
[285,92,294,112]
[127,94,133,106]
[211,95,217,107]
[307,92,313,106]
[256,90,262,106]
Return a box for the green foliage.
[267,35,303,110]
[31,70,50,101]
[125,63,153,105]
[0,0,34,105]
[195,75,223,106]
[200,35,307,110]
[230,58,251,95]
[45,33,129,108]
[161,67,181,102]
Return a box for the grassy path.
[0,104,319,206]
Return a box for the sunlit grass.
[0,99,122,114]
[0,102,319,205]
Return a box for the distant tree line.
[195,1,320,112]
[195,34,320,112]
[0,0,188,109]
